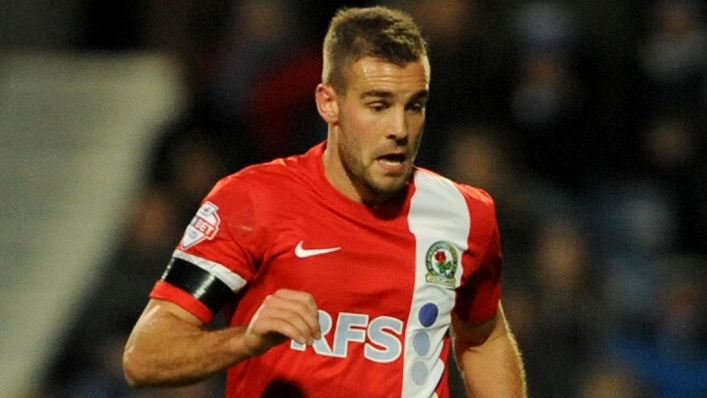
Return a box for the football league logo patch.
[180,201,220,249]
[425,241,459,288]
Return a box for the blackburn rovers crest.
[425,241,459,287]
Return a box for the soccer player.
[123,6,526,397]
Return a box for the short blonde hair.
[322,6,428,93]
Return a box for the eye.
[369,102,389,112]
[407,102,425,113]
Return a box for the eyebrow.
[409,90,429,102]
[361,90,394,100]
[361,89,429,101]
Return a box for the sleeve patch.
[180,201,220,249]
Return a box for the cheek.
[409,114,426,134]
[411,117,427,144]
[341,111,378,146]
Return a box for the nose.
[385,107,408,143]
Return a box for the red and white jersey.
[150,142,502,398]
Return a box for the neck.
[322,139,363,203]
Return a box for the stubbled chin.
[371,168,411,193]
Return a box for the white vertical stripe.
[402,171,470,397]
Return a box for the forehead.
[343,56,430,97]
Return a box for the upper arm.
[451,303,527,397]
[137,298,206,328]
[126,298,207,349]
[123,299,207,376]
[451,304,507,350]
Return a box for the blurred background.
[0,0,706,397]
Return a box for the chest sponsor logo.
[291,310,403,363]
[294,241,341,258]
[425,241,459,288]
[180,201,220,249]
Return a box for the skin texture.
[123,289,320,386]
[318,56,430,206]
[123,55,526,396]
[452,306,527,397]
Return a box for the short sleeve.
[174,175,264,282]
[149,174,265,322]
[453,193,502,324]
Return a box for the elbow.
[122,343,154,387]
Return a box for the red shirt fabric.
[150,142,502,397]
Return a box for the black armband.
[161,258,234,313]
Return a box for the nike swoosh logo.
[294,241,341,258]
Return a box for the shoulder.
[209,147,320,198]
[412,167,497,215]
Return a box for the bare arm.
[451,303,527,398]
[123,289,321,387]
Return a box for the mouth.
[375,153,409,174]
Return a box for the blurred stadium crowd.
[38,0,707,397]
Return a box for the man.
[123,6,526,397]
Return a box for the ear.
[315,83,339,124]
